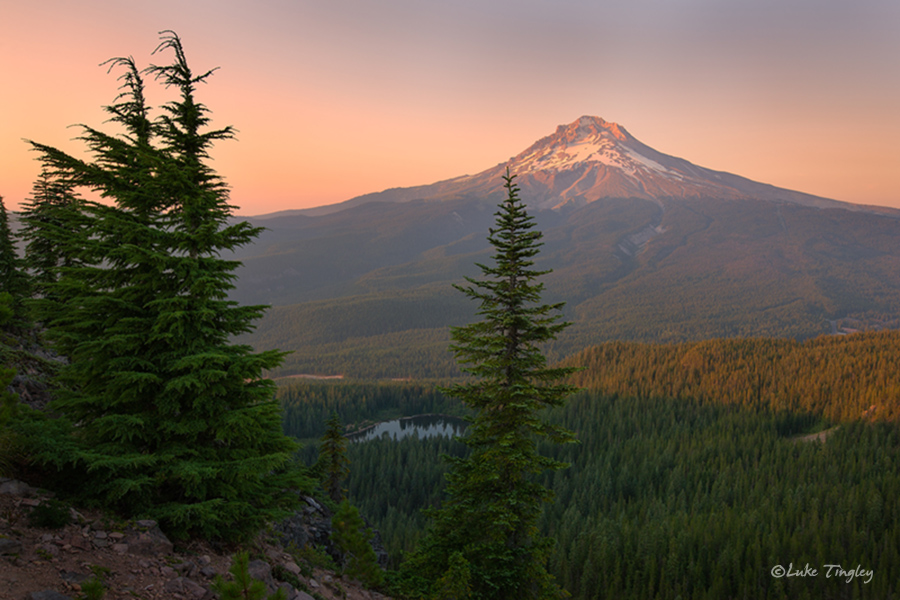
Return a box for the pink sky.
[3,0,899,215]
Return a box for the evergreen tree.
[0,197,30,328]
[19,171,85,300]
[319,412,350,504]
[26,32,305,541]
[0,220,26,477]
[409,170,577,599]
[331,499,385,588]
[434,552,473,600]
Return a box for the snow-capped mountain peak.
[510,116,673,179]
[492,116,846,210]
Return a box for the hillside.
[0,480,387,600]
[234,194,900,378]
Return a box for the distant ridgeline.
[278,331,900,599]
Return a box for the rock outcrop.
[1,481,391,600]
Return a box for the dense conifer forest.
[564,332,900,422]
[280,331,900,599]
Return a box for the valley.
[283,331,900,599]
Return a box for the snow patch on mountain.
[621,146,676,177]
[511,116,682,183]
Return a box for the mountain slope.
[232,117,900,378]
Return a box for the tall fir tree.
[408,170,577,599]
[27,32,305,541]
[319,412,350,504]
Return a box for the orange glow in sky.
[2,1,899,215]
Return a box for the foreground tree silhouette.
[26,32,303,541]
[408,171,577,599]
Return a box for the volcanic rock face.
[512,116,663,176]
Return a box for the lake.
[348,414,468,442]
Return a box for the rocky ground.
[0,479,390,600]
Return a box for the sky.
[2,0,899,215]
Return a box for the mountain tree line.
[278,378,468,442]
[538,392,898,600]
[279,330,900,447]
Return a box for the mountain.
[231,117,900,378]
[280,116,859,217]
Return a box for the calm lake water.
[348,414,468,442]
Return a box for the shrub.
[212,551,286,600]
